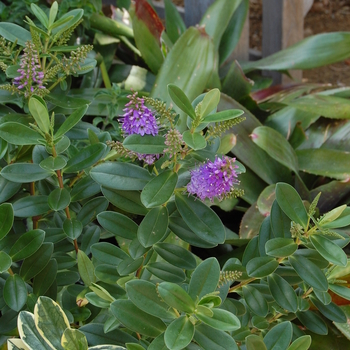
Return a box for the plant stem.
[99,59,111,89]
[228,278,256,293]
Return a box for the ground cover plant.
[1,0,350,349]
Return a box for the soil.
[173,0,350,86]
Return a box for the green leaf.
[76,197,108,227]
[4,274,27,311]
[164,0,186,43]
[97,211,138,240]
[123,135,166,154]
[9,229,45,262]
[35,296,70,350]
[329,284,350,301]
[310,234,347,267]
[51,9,83,34]
[287,336,312,350]
[28,96,50,134]
[182,131,207,150]
[71,176,101,202]
[146,262,186,283]
[117,256,143,276]
[0,176,21,204]
[63,218,83,240]
[263,321,292,350]
[246,257,278,278]
[310,297,347,323]
[243,285,268,317]
[77,250,96,286]
[48,1,58,27]
[31,3,49,28]
[0,122,45,145]
[137,206,168,247]
[199,88,221,119]
[141,170,178,208]
[196,308,240,332]
[265,238,297,257]
[157,282,195,313]
[153,243,196,270]
[20,243,53,281]
[167,84,196,120]
[33,259,57,296]
[246,335,268,350]
[0,203,13,240]
[13,195,49,217]
[267,274,298,313]
[90,162,153,191]
[91,242,129,266]
[0,23,31,46]
[48,188,70,211]
[0,251,12,273]
[175,193,225,244]
[164,316,194,350]
[110,299,166,337]
[61,328,88,350]
[126,280,177,319]
[40,156,67,171]
[55,105,88,139]
[275,183,308,230]
[188,257,220,301]
[1,163,52,183]
[296,310,328,335]
[289,255,328,292]
[202,109,244,123]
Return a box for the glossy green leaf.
[123,134,166,154]
[329,284,350,301]
[28,96,50,134]
[35,296,70,350]
[196,308,240,332]
[263,321,292,350]
[175,193,225,244]
[13,195,49,217]
[202,109,244,123]
[77,250,96,286]
[55,105,88,139]
[157,282,195,313]
[310,296,347,323]
[246,335,267,350]
[97,211,138,240]
[70,176,101,202]
[242,285,268,317]
[1,163,52,183]
[137,206,168,247]
[287,335,311,350]
[141,170,178,208]
[0,122,45,145]
[40,156,67,171]
[33,259,57,296]
[110,299,166,337]
[61,328,88,350]
[0,23,31,46]
[94,265,120,285]
[267,274,298,313]
[0,251,12,273]
[167,84,196,120]
[9,229,45,262]
[296,310,328,335]
[270,200,292,238]
[275,183,308,230]
[0,203,13,240]
[48,1,58,27]
[265,238,297,257]
[164,0,186,43]
[20,243,53,281]
[117,256,143,276]
[76,197,108,227]
[146,261,185,283]
[126,279,176,319]
[246,257,278,278]
[164,316,194,350]
[154,243,196,270]
[63,218,83,240]
[90,162,153,190]
[188,257,220,302]
[4,274,27,311]
[91,242,129,266]
[289,255,328,292]
[182,131,207,150]
[48,188,70,211]
[0,176,21,204]
[199,88,220,119]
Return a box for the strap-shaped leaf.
[167,84,196,120]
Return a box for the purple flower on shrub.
[187,156,240,201]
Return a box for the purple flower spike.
[187,156,240,201]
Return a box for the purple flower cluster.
[187,156,240,201]
[13,41,45,96]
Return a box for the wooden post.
[184,0,215,27]
[262,0,304,84]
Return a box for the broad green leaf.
[175,193,225,245]
[182,131,207,150]
[141,170,178,208]
[246,257,278,278]
[97,211,138,240]
[289,255,328,292]
[126,280,177,319]
[40,156,67,171]
[0,122,45,145]
[310,297,347,323]
[61,328,88,350]
[51,9,83,34]
[267,274,298,313]
[242,32,350,72]
[263,321,292,350]
[28,96,50,134]
[31,3,49,28]
[0,176,21,204]
[9,229,45,262]
[0,203,13,240]
[35,296,70,350]
[48,1,58,27]
[1,163,52,183]
[287,335,311,350]
[77,250,96,286]
[202,109,244,123]
[90,162,153,190]
[0,251,12,272]
[296,310,328,335]
[71,176,101,202]
[270,201,292,238]
[199,89,220,119]
[242,285,268,317]
[76,197,108,227]
[164,316,194,350]
[123,135,166,154]
[188,257,220,301]
[164,0,186,43]
[275,183,308,230]
[310,234,347,267]
[0,23,31,46]
[63,218,83,240]
[137,207,168,247]
[246,335,267,350]
[196,308,240,332]
[13,195,49,217]
[157,282,195,313]
[265,238,297,257]
[48,188,70,211]
[167,84,196,120]
[33,259,57,296]
[148,333,167,350]
[91,242,129,266]
[117,256,143,276]
[110,299,166,337]
[146,262,186,283]
[329,284,350,301]
[4,274,27,311]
